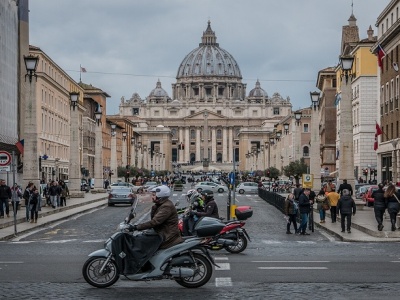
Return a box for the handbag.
[394,194,400,204]
[322,203,330,211]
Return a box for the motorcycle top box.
[194,217,225,237]
[235,206,253,220]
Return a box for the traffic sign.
[0,166,11,172]
[302,173,313,189]
[0,151,11,166]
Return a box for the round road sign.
[0,151,11,166]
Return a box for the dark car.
[108,187,136,206]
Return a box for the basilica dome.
[248,80,267,97]
[149,80,169,98]
[176,21,242,79]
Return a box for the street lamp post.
[122,130,127,167]
[338,55,355,191]
[310,91,321,189]
[94,105,104,189]
[110,123,117,183]
[23,55,40,189]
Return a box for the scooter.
[82,203,221,289]
[178,206,252,254]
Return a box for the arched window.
[303,146,309,157]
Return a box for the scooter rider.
[192,190,219,219]
[182,189,205,236]
[132,185,183,249]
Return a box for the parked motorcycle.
[178,205,253,254]
[82,203,222,289]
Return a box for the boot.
[391,220,396,231]
[30,219,34,223]
[34,218,37,223]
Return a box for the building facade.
[118,21,293,172]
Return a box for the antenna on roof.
[351,0,354,15]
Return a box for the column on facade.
[211,127,216,163]
[310,107,321,189]
[69,107,81,193]
[222,128,228,163]
[185,127,190,163]
[142,146,147,170]
[196,127,201,161]
[130,141,136,167]
[393,142,398,183]
[110,135,117,177]
[179,127,184,163]
[137,148,142,169]
[94,124,103,189]
[228,127,233,163]
[122,139,127,167]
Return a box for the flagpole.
[79,64,82,82]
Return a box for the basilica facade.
[118,21,292,172]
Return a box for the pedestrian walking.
[48,181,60,209]
[29,187,40,223]
[337,189,356,233]
[10,183,22,215]
[372,183,386,231]
[383,184,400,231]
[326,188,340,223]
[23,182,34,222]
[315,189,329,223]
[298,188,311,235]
[284,193,298,234]
[293,184,303,200]
[338,179,353,196]
[0,179,12,218]
[59,181,69,206]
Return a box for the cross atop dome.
[200,20,219,46]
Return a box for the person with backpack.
[315,189,329,223]
[284,193,298,234]
[59,181,69,207]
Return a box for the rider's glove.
[129,224,138,232]
[190,211,197,217]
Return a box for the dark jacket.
[385,192,400,214]
[298,193,311,214]
[196,198,219,219]
[23,188,32,206]
[136,198,183,249]
[0,184,12,200]
[338,183,353,196]
[337,195,356,215]
[48,185,60,196]
[293,187,303,200]
[372,188,386,209]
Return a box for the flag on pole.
[376,44,386,71]
[374,122,383,151]
[80,66,87,72]
[15,139,24,155]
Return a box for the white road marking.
[215,277,232,287]
[216,263,230,270]
[0,261,24,264]
[82,240,105,243]
[11,241,35,244]
[296,241,316,244]
[214,257,229,260]
[259,267,328,270]
[261,240,282,244]
[252,261,330,263]
[45,239,77,244]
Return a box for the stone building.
[118,21,293,172]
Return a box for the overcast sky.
[29,0,389,115]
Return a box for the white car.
[194,181,228,193]
[236,182,259,194]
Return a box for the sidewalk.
[0,192,108,241]
[312,204,400,242]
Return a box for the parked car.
[236,182,259,194]
[143,181,159,192]
[194,181,228,193]
[355,184,371,199]
[107,187,136,206]
[362,185,379,207]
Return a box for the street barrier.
[258,189,285,213]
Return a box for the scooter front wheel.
[82,256,119,288]
[225,234,248,254]
[175,253,212,288]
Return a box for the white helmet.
[152,185,171,198]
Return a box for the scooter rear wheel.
[175,253,212,288]
[225,234,247,254]
[82,256,119,288]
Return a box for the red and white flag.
[80,66,87,73]
[376,44,386,71]
[374,122,383,151]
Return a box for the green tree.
[282,158,308,184]
[268,167,280,179]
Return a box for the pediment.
[184,110,227,120]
